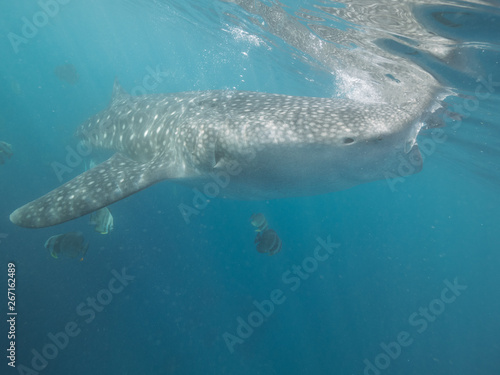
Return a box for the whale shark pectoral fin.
[10,153,169,228]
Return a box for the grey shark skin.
[10,81,424,228]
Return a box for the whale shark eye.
[343,137,355,144]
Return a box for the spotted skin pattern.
[10,80,424,228]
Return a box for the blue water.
[1,1,499,374]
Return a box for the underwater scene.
[1,1,499,374]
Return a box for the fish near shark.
[10,80,426,228]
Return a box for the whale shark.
[10,80,428,228]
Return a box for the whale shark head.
[10,80,426,228]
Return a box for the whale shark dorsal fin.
[110,78,130,106]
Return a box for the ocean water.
[1,1,499,374]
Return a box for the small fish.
[54,62,79,85]
[250,213,282,255]
[255,229,282,256]
[250,213,268,232]
[44,232,89,261]
[89,207,114,234]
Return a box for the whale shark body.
[10,81,426,228]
